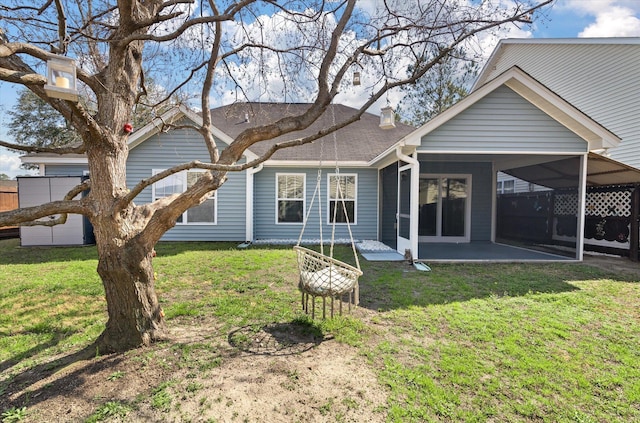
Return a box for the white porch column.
[410,152,420,258]
[576,153,588,261]
[395,146,419,260]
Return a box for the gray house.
[481,38,640,193]
[21,40,640,261]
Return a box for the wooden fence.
[0,185,19,238]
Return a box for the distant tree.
[398,49,479,127]
[7,88,80,149]
[0,173,10,180]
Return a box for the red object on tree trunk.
[123,123,133,133]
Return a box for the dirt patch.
[1,318,387,422]
[583,253,640,278]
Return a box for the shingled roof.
[210,103,415,162]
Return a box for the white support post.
[576,153,588,261]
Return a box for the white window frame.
[497,179,515,194]
[152,169,217,225]
[327,173,357,225]
[275,173,306,225]
[419,173,471,243]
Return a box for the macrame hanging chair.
[294,105,362,319]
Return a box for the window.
[152,170,216,224]
[328,174,356,224]
[277,173,305,223]
[497,179,515,194]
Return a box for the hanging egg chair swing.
[293,107,362,319]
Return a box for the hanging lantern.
[353,71,361,86]
[44,55,79,102]
[379,106,395,129]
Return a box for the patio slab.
[418,242,575,262]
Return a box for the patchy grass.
[1,238,639,422]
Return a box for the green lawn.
[1,238,639,422]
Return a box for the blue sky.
[1,0,639,178]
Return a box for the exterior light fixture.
[379,106,395,129]
[44,55,79,102]
[353,71,361,86]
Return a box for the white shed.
[18,176,93,246]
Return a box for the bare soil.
[1,310,386,422]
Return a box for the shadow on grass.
[355,260,623,312]
[0,239,296,265]
[0,329,76,375]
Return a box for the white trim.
[265,160,369,167]
[414,149,589,156]
[326,173,357,225]
[25,104,258,167]
[151,169,218,225]
[395,147,419,258]
[275,172,306,225]
[21,157,88,165]
[576,153,588,261]
[127,105,259,161]
[368,66,620,166]
[246,164,263,241]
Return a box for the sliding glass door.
[419,175,470,242]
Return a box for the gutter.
[245,163,263,242]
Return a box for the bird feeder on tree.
[44,55,79,102]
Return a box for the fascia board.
[503,71,621,150]
[263,160,369,167]
[127,105,259,162]
[370,66,619,166]
[21,156,88,164]
[369,70,515,167]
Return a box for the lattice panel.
[554,193,578,215]
[554,190,632,217]
[585,190,631,217]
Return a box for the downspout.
[246,163,263,242]
[395,145,419,260]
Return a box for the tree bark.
[95,240,166,352]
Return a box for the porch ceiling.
[503,152,640,189]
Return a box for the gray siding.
[497,172,550,193]
[419,160,493,241]
[127,127,246,241]
[421,86,587,153]
[480,42,640,168]
[44,165,88,176]
[254,167,378,242]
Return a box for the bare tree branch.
[0,177,89,228]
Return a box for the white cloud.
[0,151,25,179]
[562,0,640,37]
[579,6,640,37]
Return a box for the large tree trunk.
[94,238,166,352]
